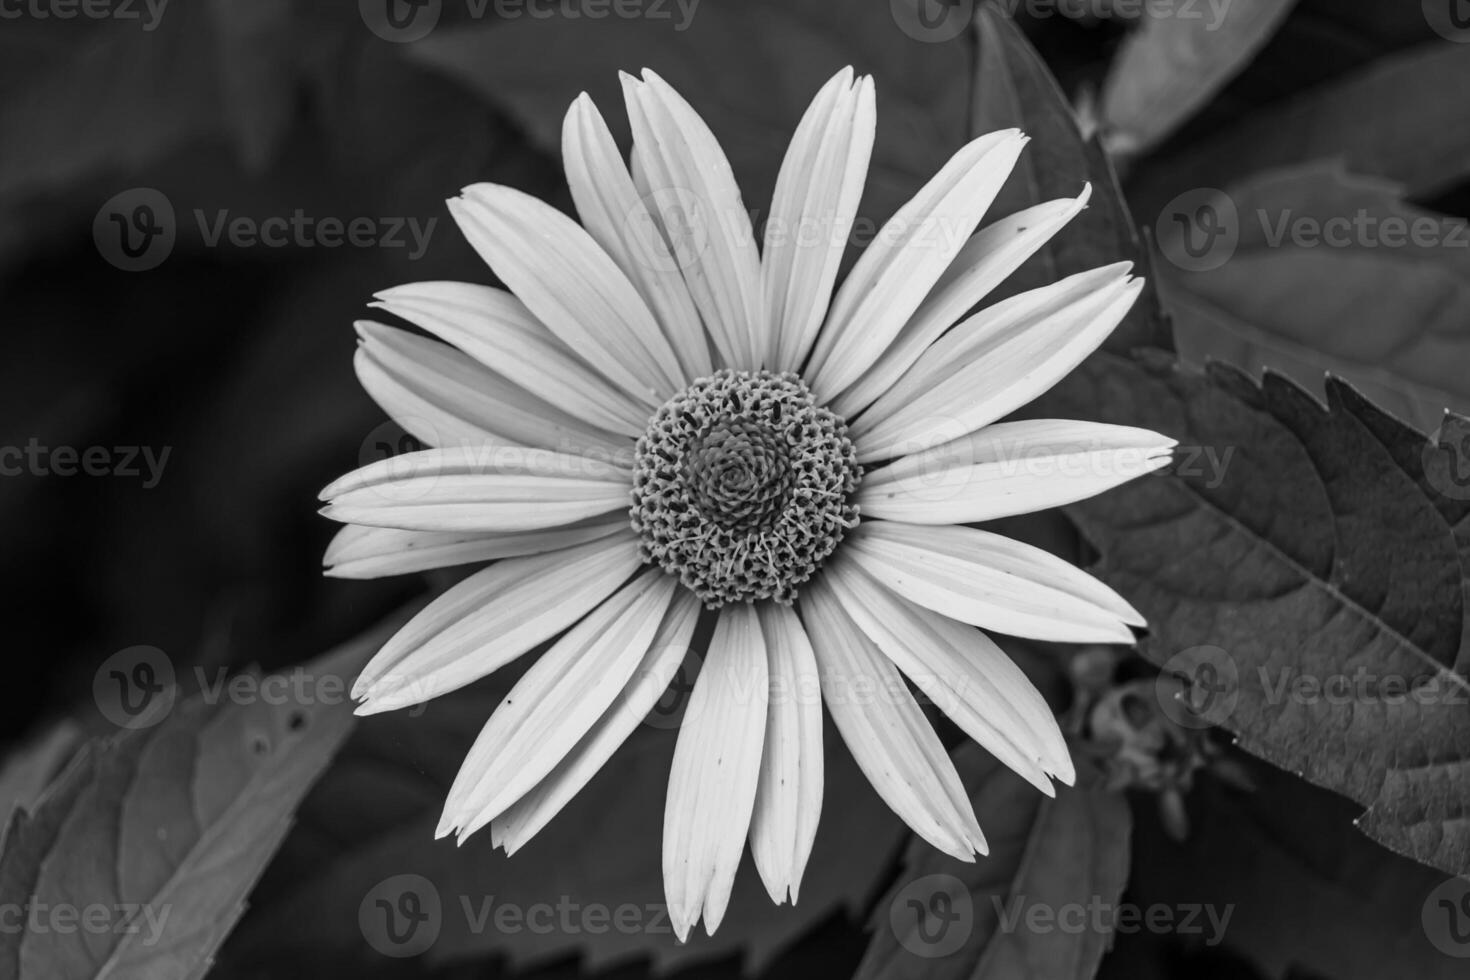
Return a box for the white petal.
[852,265,1142,463]
[749,603,824,905]
[664,604,768,940]
[858,419,1176,524]
[623,69,765,369]
[373,281,650,435]
[844,521,1143,644]
[351,535,641,713]
[319,445,632,533]
[563,94,712,382]
[800,578,986,860]
[355,321,629,461]
[831,186,1093,417]
[451,184,685,404]
[823,555,1074,789]
[805,130,1028,400]
[440,570,678,840]
[322,519,629,580]
[491,589,702,853]
[763,67,875,372]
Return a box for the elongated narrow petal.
[852,265,1142,463]
[844,521,1143,644]
[491,589,702,854]
[451,184,685,404]
[623,69,766,369]
[664,605,768,940]
[440,570,678,841]
[352,536,641,713]
[763,67,875,372]
[858,419,1176,524]
[323,519,631,579]
[750,604,824,905]
[805,130,1028,400]
[563,93,712,381]
[801,578,986,860]
[373,281,649,435]
[319,445,631,533]
[831,187,1092,417]
[355,321,629,461]
[823,555,1074,789]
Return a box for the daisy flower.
[320,67,1174,941]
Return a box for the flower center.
[630,369,861,607]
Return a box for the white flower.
[320,67,1174,941]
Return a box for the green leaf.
[970,2,1172,354]
[1162,162,1470,434]
[1066,350,1470,878]
[1099,0,1297,160]
[0,620,393,980]
[855,746,1130,980]
[221,676,909,976]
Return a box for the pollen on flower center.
[630,369,861,607]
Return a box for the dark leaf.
[1128,755,1470,979]
[971,2,1172,354]
[1161,162,1470,434]
[1067,350,1470,877]
[856,746,1131,980]
[0,617,395,979]
[1130,41,1470,222]
[223,675,908,977]
[1099,0,1297,160]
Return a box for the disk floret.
[630,369,860,606]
